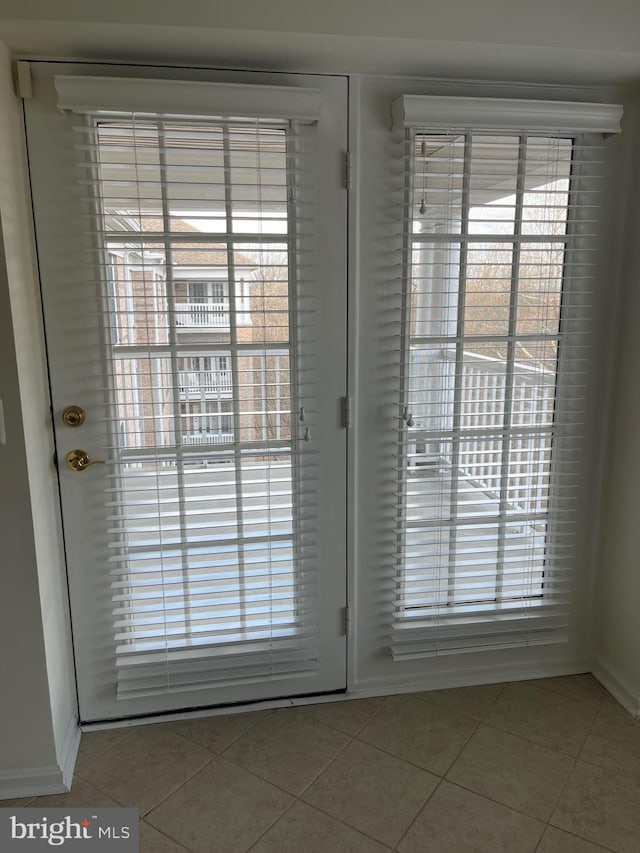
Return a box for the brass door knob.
[65,449,106,472]
[62,405,86,427]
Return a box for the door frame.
[25,61,350,723]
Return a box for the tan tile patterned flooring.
[5,675,640,852]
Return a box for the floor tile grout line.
[36,677,631,852]
[241,701,405,850]
[282,795,397,850]
[75,706,276,776]
[140,817,195,853]
[573,689,607,757]
[243,797,300,853]
[533,822,618,853]
[291,698,396,798]
[154,687,621,853]
[411,681,508,724]
[575,750,640,786]
[166,706,276,754]
[72,676,604,780]
[294,730,357,801]
[493,684,609,748]
[441,715,482,774]
[281,695,393,739]
[478,717,587,759]
[444,718,578,827]
[544,755,636,853]
[517,677,609,708]
[214,750,311,800]
[481,681,509,719]
[36,772,124,808]
[334,694,395,739]
[218,718,359,800]
[74,726,138,773]
[142,752,219,818]
[354,695,482,778]
[440,774,554,826]
[219,698,394,801]
[352,732,461,779]
[536,689,610,838]
[574,690,610,764]
[298,738,443,832]
[391,775,447,851]
[291,708,486,847]
[73,751,218,819]
[296,709,472,850]
[542,753,577,835]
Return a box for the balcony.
[182,432,234,447]
[408,349,556,516]
[179,370,233,397]
[175,302,229,329]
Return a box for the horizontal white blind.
[391,120,606,659]
[69,103,320,697]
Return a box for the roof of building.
[107,213,256,269]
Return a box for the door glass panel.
[399,131,573,623]
[96,117,308,671]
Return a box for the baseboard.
[58,714,81,790]
[349,657,592,699]
[83,658,595,732]
[592,656,640,718]
[0,715,79,800]
[0,765,67,801]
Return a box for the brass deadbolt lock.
[62,405,86,428]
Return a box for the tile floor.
[4,674,640,852]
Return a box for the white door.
[25,64,348,722]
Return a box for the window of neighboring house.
[190,355,229,373]
[182,400,233,444]
[177,281,229,328]
[187,281,226,303]
[107,252,120,345]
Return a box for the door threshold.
[80,687,348,732]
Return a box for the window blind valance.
[391,94,623,135]
[55,75,322,122]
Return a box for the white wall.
[594,94,640,714]
[1,1,640,84]
[0,40,77,796]
[0,216,58,786]
[1,0,639,52]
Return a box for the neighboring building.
[105,216,291,456]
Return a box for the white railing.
[179,370,233,396]
[459,352,555,515]
[175,302,229,329]
[182,432,234,446]
[410,350,556,515]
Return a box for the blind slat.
[392,120,602,659]
[69,106,320,696]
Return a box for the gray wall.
[0,40,76,791]
[595,93,640,705]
